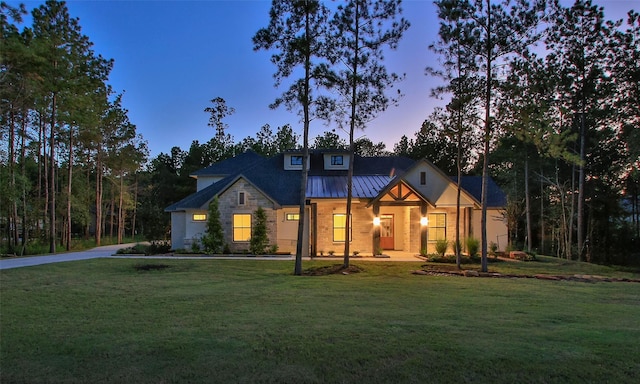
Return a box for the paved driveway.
[0,243,136,270]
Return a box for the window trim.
[330,155,344,166]
[192,213,207,222]
[238,191,246,206]
[290,155,303,166]
[286,213,300,221]
[232,213,252,242]
[428,213,446,242]
[333,213,352,243]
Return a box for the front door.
[380,214,394,249]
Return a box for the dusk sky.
[10,0,638,159]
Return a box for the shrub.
[190,239,201,253]
[466,237,479,258]
[202,197,224,254]
[489,241,498,258]
[146,241,171,255]
[250,207,269,255]
[116,244,147,255]
[435,239,448,257]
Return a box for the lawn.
[1,258,639,383]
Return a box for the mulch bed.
[412,267,640,283]
[302,264,364,276]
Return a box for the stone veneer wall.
[314,201,374,255]
[424,207,474,254]
[217,179,277,253]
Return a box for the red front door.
[380,214,394,250]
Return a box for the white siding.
[170,211,187,250]
[196,176,224,191]
[404,163,476,208]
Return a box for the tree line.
[1,1,147,254]
[2,0,638,267]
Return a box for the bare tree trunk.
[118,174,124,244]
[109,186,115,240]
[131,173,138,239]
[294,8,312,276]
[36,113,43,240]
[9,107,18,248]
[524,154,532,252]
[49,91,57,254]
[42,112,49,242]
[577,111,585,261]
[569,162,575,259]
[66,127,73,251]
[480,0,492,273]
[540,167,545,254]
[95,151,103,246]
[20,112,28,253]
[343,0,360,269]
[455,111,462,269]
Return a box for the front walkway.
[310,250,423,262]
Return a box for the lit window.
[333,214,352,242]
[290,156,303,165]
[238,191,246,205]
[331,155,343,166]
[286,213,300,221]
[233,214,251,242]
[428,213,446,241]
[192,214,207,221]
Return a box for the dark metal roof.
[307,175,393,199]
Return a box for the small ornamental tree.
[202,197,224,254]
[250,207,269,255]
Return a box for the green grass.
[1,259,639,383]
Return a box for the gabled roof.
[189,150,263,177]
[165,150,507,212]
[451,176,507,208]
[166,153,301,212]
[367,178,436,207]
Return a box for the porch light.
[420,217,429,226]
[373,217,381,226]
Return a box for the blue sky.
[10,0,638,158]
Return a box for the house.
[165,150,508,255]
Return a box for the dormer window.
[291,155,303,166]
[323,152,349,170]
[284,153,306,170]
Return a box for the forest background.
[1,0,638,266]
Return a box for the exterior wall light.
[373,217,381,226]
[420,217,429,226]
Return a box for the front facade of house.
[165,150,508,255]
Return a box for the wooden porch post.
[311,202,317,257]
[372,203,380,255]
[420,203,428,253]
